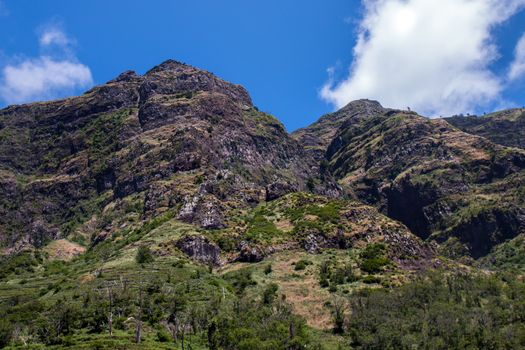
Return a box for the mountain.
[1,61,525,349]
[295,100,525,258]
[0,60,342,254]
[0,60,434,267]
[292,99,388,161]
[444,108,525,149]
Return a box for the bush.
[360,243,386,260]
[172,260,185,268]
[361,275,381,284]
[217,236,236,252]
[225,270,256,296]
[245,214,282,242]
[360,244,389,273]
[0,319,12,348]
[262,283,279,304]
[136,246,154,264]
[294,259,311,271]
[320,276,330,288]
[306,178,316,192]
[360,257,389,274]
[264,264,273,275]
[157,328,171,342]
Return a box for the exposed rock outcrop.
[176,235,221,265]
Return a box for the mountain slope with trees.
[0,61,525,349]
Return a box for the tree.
[331,297,347,334]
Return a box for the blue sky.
[1,0,525,131]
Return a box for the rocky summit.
[1,60,525,349]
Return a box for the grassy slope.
[0,192,438,349]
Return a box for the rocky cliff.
[295,100,525,258]
[0,60,340,253]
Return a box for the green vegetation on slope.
[345,270,525,349]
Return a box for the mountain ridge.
[1,60,524,260]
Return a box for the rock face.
[176,235,221,265]
[444,109,525,150]
[0,60,339,252]
[295,102,525,258]
[237,241,265,262]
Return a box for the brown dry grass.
[43,239,86,261]
[266,252,333,330]
[275,219,293,232]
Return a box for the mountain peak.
[138,59,253,112]
[145,59,192,75]
[339,99,383,112]
[109,70,141,83]
[334,99,387,120]
[291,99,388,158]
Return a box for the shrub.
[136,246,154,264]
[0,319,12,348]
[264,264,273,275]
[360,257,389,274]
[245,214,282,242]
[225,270,256,296]
[360,243,389,273]
[361,275,381,284]
[320,276,330,288]
[217,236,236,252]
[262,283,279,304]
[172,260,185,268]
[360,243,386,260]
[157,328,171,342]
[294,259,311,271]
[306,178,316,192]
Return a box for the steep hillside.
[0,190,435,349]
[296,101,525,258]
[0,62,443,349]
[0,60,340,254]
[292,99,388,160]
[445,108,525,149]
[2,60,525,349]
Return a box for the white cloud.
[39,28,71,47]
[509,32,525,81]
[0,57,92,104]
[321,0,525,117]
[0,27,93,105]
